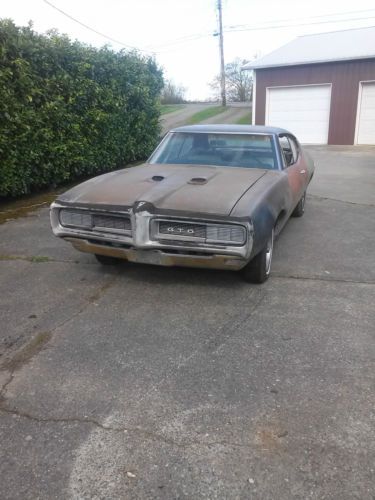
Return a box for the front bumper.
[50,203,253,271]
[66,237,248,270]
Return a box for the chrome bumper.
[66,237,248,270]
[50,203,253,271]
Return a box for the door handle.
[300,169,306,174]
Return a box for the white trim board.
[355,80,375,145]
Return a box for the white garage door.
[356,82,375,145]
[266,85,331,144]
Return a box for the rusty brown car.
[50,125,314,283]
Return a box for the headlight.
[59,209,92,229]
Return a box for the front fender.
[231,171,292,257]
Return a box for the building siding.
[254,59,375,144]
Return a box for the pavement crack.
[130,291,267,407]
[1,331,52,374]
[0,373,14,402]
[272,273,375,285]
[309,194,375,208]
[0,276,117,397]
[0,254,78,264]
[207,290,266,353]
[0,405,183,447]
[0,405,256,451]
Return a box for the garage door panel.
[270,110,329,121]
[276,120,328,132]
[357,82,375,145]
[266,85,331,144]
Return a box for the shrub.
[0,20,164,197]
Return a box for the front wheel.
[242,229,274,284]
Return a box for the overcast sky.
[2,0,375,100]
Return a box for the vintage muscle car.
[50,125,314,283]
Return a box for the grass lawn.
[160,104,186,115]
[187,106,226,124]
[235,112,252,125]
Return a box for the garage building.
[243,26,375,145]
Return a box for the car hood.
[57,163,268,216]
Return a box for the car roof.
[170,124,290,135]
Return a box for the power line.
[146,7,375,50]
[41,1,375,55]
[142,33,209,51]
[225,7,375,30]
[224,15,375,34]
[42,0,155,54]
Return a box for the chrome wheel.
[242,228,275,284]
[265,230,274,276]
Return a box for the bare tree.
[160,79,186,104]
[210,58,253,102]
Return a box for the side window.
[279,135,298,167]
[288,136,299,163]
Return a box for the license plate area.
[132,250,162,265]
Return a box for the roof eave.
[243,54,375,71]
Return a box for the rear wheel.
[292,191,306,217]
[242,229,274,284]
[95,254,121,265]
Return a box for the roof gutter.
[242,54,375,71]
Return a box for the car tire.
[292,191,306,217]
[242,229,274,284]
[95,254,121,265]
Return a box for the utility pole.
[217,0,226,106]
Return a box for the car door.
[279,134,306,208]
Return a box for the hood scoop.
[188,177,208,185]
[152,175,165,182]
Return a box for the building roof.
[242,26,375,70]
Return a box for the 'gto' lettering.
[167,227,194,234]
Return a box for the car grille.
[156,220,246,245]
[158,221,206,239]
[59,209,131,234]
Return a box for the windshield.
[149,132,277,170]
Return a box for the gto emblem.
[168,227,194,234]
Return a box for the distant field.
[235,112,252,124]
[160,104,186,115]
[187,106,226,124]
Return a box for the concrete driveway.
[0,146,374,499]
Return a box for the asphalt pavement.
[0,146,374,499]
[160,103,212,134]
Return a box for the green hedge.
[0,20,164,197]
